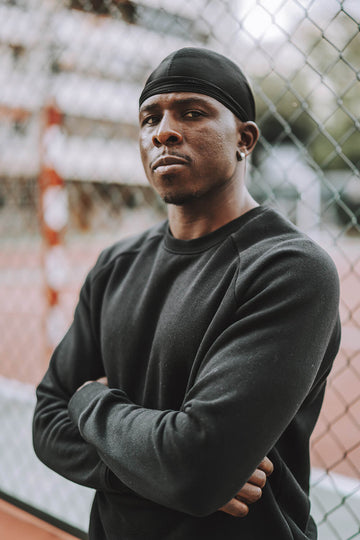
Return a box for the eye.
[142,115,159,127]
[184,110,203,119]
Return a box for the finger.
[235,482,262,504]
[258,457,274,477]
[97,376,108,385]
[247,468,267,488]
[219,498,249,518]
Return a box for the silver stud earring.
[237,150,246,162]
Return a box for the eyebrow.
[139,96,213,115]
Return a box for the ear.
[237,121,260,155]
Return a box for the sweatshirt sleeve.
[67,240,341,516]
[32,257,119,492]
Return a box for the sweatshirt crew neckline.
[163,205,266,254]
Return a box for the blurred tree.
[253,7,359,172]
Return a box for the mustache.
[150,152,192,170]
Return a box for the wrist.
[68,381,108,426]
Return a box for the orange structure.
[0,499,81,540]
[38,102,69,351]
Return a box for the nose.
[152,113,183,147]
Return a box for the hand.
[77,376,108,392]
[219,457,274,518]
[96,377,108,386]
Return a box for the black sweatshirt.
[33,206,341,539]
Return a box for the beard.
[156,173,201,206]
[161,175,233,206]
[163,191,199,206]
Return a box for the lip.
[151,155,190,171]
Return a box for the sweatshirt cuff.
[68,381,108,427]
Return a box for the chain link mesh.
[0,0,359,537]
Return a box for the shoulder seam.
[91,232,164,283]
[230,235,242,306]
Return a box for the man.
[33,48,341,539]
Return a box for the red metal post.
[39,102,69,351]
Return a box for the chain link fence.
[0,0,359,537]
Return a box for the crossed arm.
[33,357,273,517]
[82,376,274,518]
[33,242,339,517]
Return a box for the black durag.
[139,47,256,122]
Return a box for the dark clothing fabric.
[33,206,341,540]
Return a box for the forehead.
[139,92,227,113]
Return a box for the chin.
[163,190,203,206]
[163,194,189,205]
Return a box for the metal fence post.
[38,101,69,353]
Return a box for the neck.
[168,185,258,240]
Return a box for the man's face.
[139,92,241,206]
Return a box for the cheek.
[196,130,237,172]
[218,130,239,170]
[139,136,147,161]
[139,136,152,170]
[139,138,156,186]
